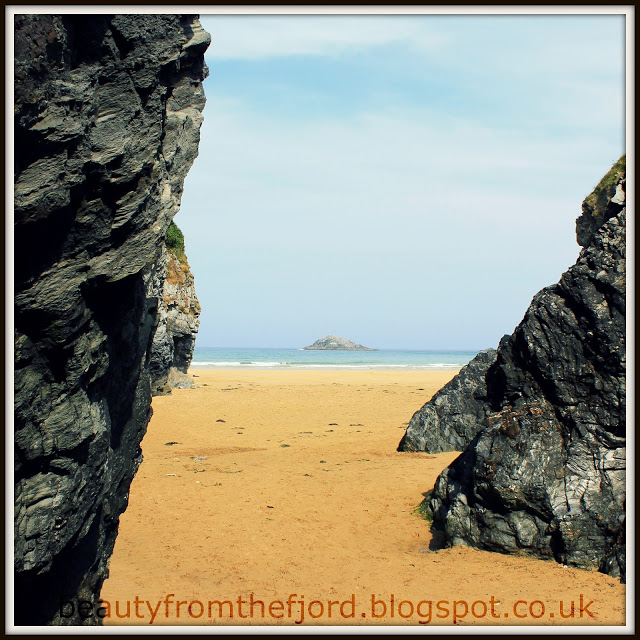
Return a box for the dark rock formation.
[14,14,209,624]
[149,223,201,395]
[303,334,376,350]
[410,158,626,579]
[398,349,497,453]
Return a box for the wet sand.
[100,369,626,627]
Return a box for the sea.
[190,347,480,370]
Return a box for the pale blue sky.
[178,13,625,350]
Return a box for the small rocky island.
[303,334,376,351]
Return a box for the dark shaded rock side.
[423,159,626,580]
[14,14,210,624]
[398,349,497,453]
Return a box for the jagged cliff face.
[400,159,626,580]
[14,14,209,624]
[149,238,201,395]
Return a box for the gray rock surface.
[149,239,201,395]
[14,14,209,624]
[421,159,626,580]
[303,334,376,350]
[398,349,497,453]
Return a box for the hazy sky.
[178,12,625,350]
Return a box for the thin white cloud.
[182,96,618,258]
[183,13,625,348]
[200,15,451,60]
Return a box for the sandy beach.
[100,369,625,627]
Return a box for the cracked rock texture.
[14,14,209,624]
[398,349,497,453]
[406,158,626,580]
[149,239,201,395]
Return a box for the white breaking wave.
[190,361,285,367]
[190,361,463,369]
[292,364,462,369]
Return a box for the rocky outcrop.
[413,158,626,579]
[14,14,209,624]
[576,155,626,247]
[149,223,201,395]
[398,349,497,453]
[303,334,376,350]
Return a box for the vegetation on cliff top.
[166,220,191,269]
[166,221,185,259]
[164,222,198,306]
[584,155,626,216]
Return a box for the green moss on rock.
[584,155,626,217]
[165,221,186,261]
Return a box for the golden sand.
[100,369,625,627]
